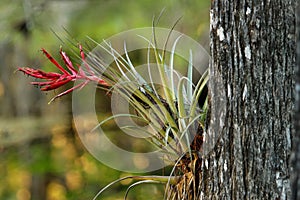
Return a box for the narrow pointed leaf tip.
[18,45,109,102]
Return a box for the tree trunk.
[202,0,295,199]
[291,1,300,199]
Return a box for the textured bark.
[291,1,300,199]
[202,0,295,199]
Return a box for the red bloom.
[18,45,109,103]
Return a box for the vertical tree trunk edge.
[292,1,300,200]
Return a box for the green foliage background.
[0,0,209,199]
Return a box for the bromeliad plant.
[19,27,208,199]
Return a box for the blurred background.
[0,0,210,199]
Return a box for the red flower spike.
[41,48,71,76]
[40,78,72,91]
[19,67,61,79]
[79,44,93,74]
[60,48,77,75]
[18,45,109,103]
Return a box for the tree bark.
[291,1,300,199]
[202,0,295,199]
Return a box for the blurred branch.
[0,114,68,147]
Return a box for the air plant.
[19,24,209,199]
